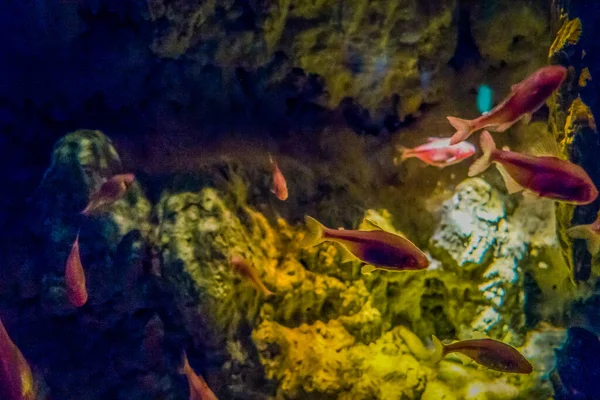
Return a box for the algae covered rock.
[470,0,551,68]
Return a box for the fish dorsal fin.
[363,218,385,231]
[337,244,356,263]
[496,164,524,194]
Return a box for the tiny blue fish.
[476,84,494,115]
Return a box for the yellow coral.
[563,96,597,149]
[548,17,582,58]
[579,67,592,87]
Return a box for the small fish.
[567,214,600,256]
[476,84,494,114]
[230,255,273,296]
[395,137,476,168]
[448,65,567,144]
[179,351,219,400]
[0,318,37,400]
[81,173,135,216]
[65,232,88,307]
[301,216,429,274]
[269,155,288,201]
[469,131,598,204]
[431,335,533,374]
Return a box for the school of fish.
[4,63,598,398]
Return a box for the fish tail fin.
[447,116,473,145]
[178,351,190,375]
[300,216,326,248]
[567,225,600,256]
[393,146,413,166]
[430,335,446,363]
[468,130,496,177]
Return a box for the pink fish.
[65,232,88,307]
[230,255,273,297]
[179,351,219,400]
[431,336,533,374]
[81,173,135,216]
[301,216,429,274]
[448,65,567,145]
[269,155,288,201]
[0,318,37,400]
[567,214,600,256]
[395,137,476,168]
[469,131,598,204]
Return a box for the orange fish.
[0,318,37,400]
[567,214,600,256]
[469,131,598,204]
[230,255,273,296]
[395,137,476,168]
[179,351,219,400]
[81,173,135,216]
[65,232,88,307]
[431,335,533,374]
[448,65,567,145]
[301,216,429,274]
[269,155,288,201]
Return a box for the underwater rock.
[469,0,551,68]
[3,130,192,400]
[27,129,153,311]
[147,0,457,118]
[430,178,526,339]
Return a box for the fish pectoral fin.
[488,121,515,133]
[361,264,377,275]
[521,113,532,124]
[496,164,524,194]
[337,244,357,263]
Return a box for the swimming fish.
[81,173,135,216]
[230,255,273,296]
[269,155,288,201]
[476,84,494,114]
[469,131,598,205]
[395,137,476,168]
[448,65,567,145]
[65,232,88,307]
[301,216,429,274]
[431,335,533,374]
[179,351,219,400]
[0,318,37,400]
[567,214,600,256]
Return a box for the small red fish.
[431,335,533,374]
[0,318,37,400]
[179,351,219,400]
[395,137,476,168]
[301,216,429,274]
[81,173,135,216]
[230,255,273,296]
[65,232,88,307]
[269,155,288,201]
[469,131,598,204]
[567,214,600,256]
[448,65,567,145]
